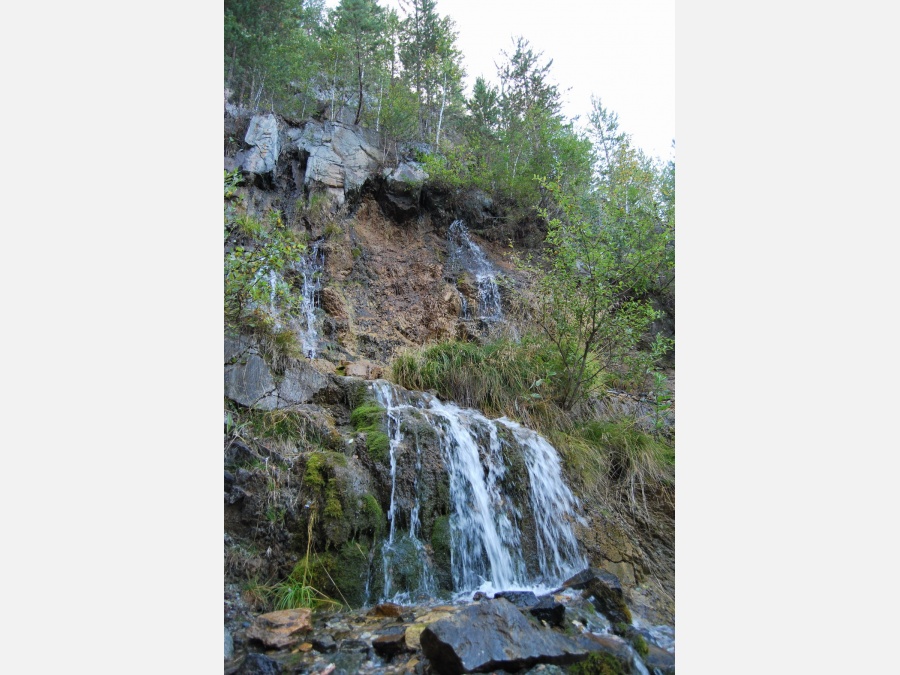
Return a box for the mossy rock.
[331,540,374,607]
[360,493,386,538]
[364,430,390,462]
[567,651,626,675]
[430,515,453,592]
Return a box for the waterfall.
[373,381,436,604]
[371,380,585,601]
[295,240,324,358]
[447,220,503,323]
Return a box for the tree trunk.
[435,70,447,145]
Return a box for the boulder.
[237,653,282,675]
[342,360,384,380]
[419,598,591,674]
[368,602,405,618]
[299,121,383,203]
[309,634,337,653]
[331,123,383,191]
[385,162,428,189]
[493,590,538,608]
[372,629,409,657]
[558,567,632,625]
[529,596,566,628]
[224,353,279,410]
[242,114,280,174]
[305,145,345,189]
[275,362,329,405]
[245,608,313,649]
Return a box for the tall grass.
[392,338,566,429]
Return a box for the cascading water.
[294,240,324,358]
[373,381,436,604]
[447,220,503,323]
[371,380,585,601]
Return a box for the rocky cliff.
[223,102,675,674]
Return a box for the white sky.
[325,0,674,161]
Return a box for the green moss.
[332,541,372,607]
[430,515,453,592]
[350,401,385,431]
[324,483,343,519]
[362,494,385,537]
[304,452,327,488]
[631,634,649,658]
[431,515,451,569]
[365,430,390,462]
[567,651,626,675]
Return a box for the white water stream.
[371,380,585,602]
[448,220,503,323]
[295,240,324,358]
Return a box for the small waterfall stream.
[371,380,585,602]
[294,240,324,358]
[448,220,503,323]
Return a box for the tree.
[225,0,328,115]
[398,0,465,141]
[331,0,387,125]
[530,179,666,410]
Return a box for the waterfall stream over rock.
[371,380,585,603]
[447,220,503,324]
[293,239,324,358]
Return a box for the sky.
[325,0,675,161]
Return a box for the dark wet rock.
[237,653,282,675]
[472,592,487,602]
[557,567,600,591]
[338,638,370,654]
[564,597,612,635]
[328,651,367,675]
[310,634,337,653]
[419,598,591,674]
[373,630,410,657]
[530,596,566,627]
[369,602,405,618]
[559,568,633,625]
[644,643,676,674]
[494,590,538,608]
[225,440,257,469]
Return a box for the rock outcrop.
[224,334,330,410]
[242,114,281,175]
[420,598,596,674]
